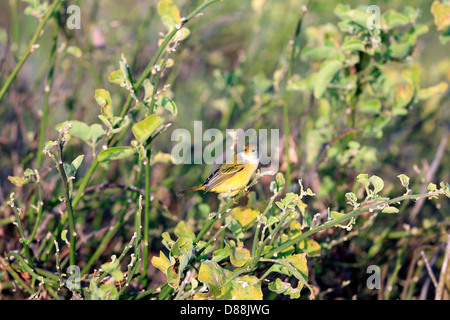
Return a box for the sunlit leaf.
[97,146,135,162]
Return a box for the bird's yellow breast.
[209,162,258,196]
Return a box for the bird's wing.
[203,160,245,192]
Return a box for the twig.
[55,130,77,266]
[410,126,449,221]
[435,233,450,300]
[420,250,439,289]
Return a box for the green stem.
[36,19,59,167]
[384,240,406,300]
[282,13,304,186]
[81,204,131,276]
[5,264,34,295]
[10,205,33,266]
[251,192,279,259]
[9,0,20,61]
[56,133,76,266]
[9,253,59,287]
[0,0,62,102]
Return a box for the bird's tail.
[176,185,205,196]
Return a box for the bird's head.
[243,143,260,164]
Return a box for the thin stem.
[384,241,406,300]
[81,206,132,276]
[252,192,279,258]
[4,264,34,295]
[56,133,76,266]
[36,18,59,167]
[143,146,152,288]
[12,206,33,265]
[8,252,59,287]
[282,10,305,186]
[0,0,62,101]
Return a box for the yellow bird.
[177,143,260,197]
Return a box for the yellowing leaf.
[231,208,259,228]
[94,89,113,118]
[431,1,450,31]
[157,0,181,31]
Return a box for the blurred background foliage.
[0,0,449,299]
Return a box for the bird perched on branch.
[177,143,260,198]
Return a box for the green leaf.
[8,175,30,187]
[345,192,359,207]
[65,45,82,58]
[389,42,411,59]
[302,46,338,59]
[230,247,251,267]
[61,230,68,242]
[89,124,106,144]
[174,221,195,240]
[56,120,91,143]
[268,278,301,299]
[161,232,175,250]
[64,154,84,178]
[382,206,399,214]
[95,89,113,119]
[397,174,410,190]
[108,70,127,87]
[101,258,119,273]
[143,79,154,103]
[151,251,171,273]
[313,60,342,99]
[427,183,437,192]
[393,82,414,115]
[71,155,84,171]
[417,82,448,100]
[97,146,136,162]
[357,173,370,190]
[158,96,178,116]
[383,10,410,29]
[110,270,123,282]
[212,244,231,263]
[341,39,365,52]
[132,114,162,143]
[170,237,193,275]
[359,99,381,114]
[231,207,259,228]
[370,175,384,194]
